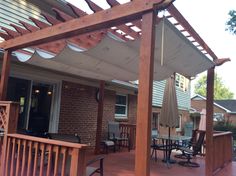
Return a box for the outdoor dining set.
[151,128,206,168]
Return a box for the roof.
[214,100,236,113]
[191,94,236,113]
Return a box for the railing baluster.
[26,141,33,176]
[33,142,39,176]
[21,140,27,176]
[10,137,16,176]
[53,146,60,176]
[15,139,21,175]
[46,144,52,176]
[6,137,12,176]
[61,147,67,176]
[39,143,45,176]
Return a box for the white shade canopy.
[15,18,214,81]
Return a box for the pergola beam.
[0,0,174,50]
[167,4,218,60]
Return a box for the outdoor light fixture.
[35,89,40,93]
[47,91,52,95]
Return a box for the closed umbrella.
[160,75,179,128]
[199,109,206,131]
[159,75,179,164]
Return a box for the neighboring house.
[0,0,192,146]
[191,94,236,126]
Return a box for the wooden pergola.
[0,0,231,175]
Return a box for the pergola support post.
[0,50,11,100]
[94,80,105,154]
[135,11,156,176]
[205,67,215,176]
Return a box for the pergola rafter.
[0,1,225,176]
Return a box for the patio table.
[155,135,191,165]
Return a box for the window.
[115,94,128,117]
[152,112,159,129]
[176,114,182,131]
[175,73,189,91]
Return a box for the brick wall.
[58,81,137,146]
[152,107,190,135]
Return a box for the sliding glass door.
[7,77,56,134]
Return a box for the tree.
[194,74,234,99]
[226,10,236,35]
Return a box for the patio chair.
[175,129,198,159]
[178,130,205,167]
[150,128,166,162]
[48,133,81,143]
[108,121,130,151]
[86,155,105,176]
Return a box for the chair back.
[108,121,120,139]
[48,133,81,143]
[192,130,205,155]
[151,128,158,138]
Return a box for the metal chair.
[150,128,166,162]
[178,130,205,167]
[108,121,130,151]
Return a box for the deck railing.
[0,101,88,176]
[2,133,87,176]
[212,131,233,174]
[119,123,136,149]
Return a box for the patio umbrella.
[159,75,179,164]
[199,109,206,131]
[159,75,179,129]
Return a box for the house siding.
[152,80,191,110]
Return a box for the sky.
[66,0,236,98]
[174,0,236,97]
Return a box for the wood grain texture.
[135,11,156,176]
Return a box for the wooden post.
[205,67,215,176]
[94,81,105,154]
[0,50,11,100]
[135,11,156,176]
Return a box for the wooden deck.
[88,150,235,176]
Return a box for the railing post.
[0,102,19,175]
[0,50,11,101]
[206,67,215,176]
[70,148,87,176]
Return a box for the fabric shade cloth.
[14,18,215,82]
[199,109,206,131]
[159,76,179,128]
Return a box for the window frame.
[115,94,128,118]
[176,114,182,131]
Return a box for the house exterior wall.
[191,99,226,113]
[152,80,191,111]
[152,107,190,135]
[191,99,236,126]
[58,81,137,146]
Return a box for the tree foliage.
[194,74,234,100]
[226,10,236,35]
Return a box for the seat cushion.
[86,166,99,176]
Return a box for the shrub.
[214,122,236,140]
